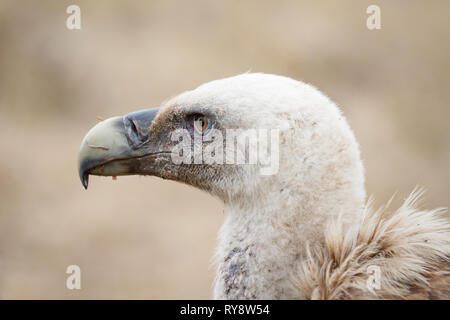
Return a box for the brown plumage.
[295,189,450,299]
[406,262,450,299]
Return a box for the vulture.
[78,73,449,299]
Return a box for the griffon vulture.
[78,73,449,299]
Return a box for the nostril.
[129,119,138,136]
[123,116,141,146]
[124,115,150,147]
[122,109,158,146]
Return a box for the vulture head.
[79,73,365,210]
[78,73,449,299]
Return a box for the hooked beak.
[78,108,161,189]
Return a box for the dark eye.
[193,115,209,134]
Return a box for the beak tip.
[80,169,89,190]
[82,173,89,189]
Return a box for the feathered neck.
[213,179,365,299]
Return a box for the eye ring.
[193,115,209,134]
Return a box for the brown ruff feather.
[295,188,450,299]
[405,261,450,299]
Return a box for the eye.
[193,115,209,134]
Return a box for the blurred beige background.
[0,0,449,299]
